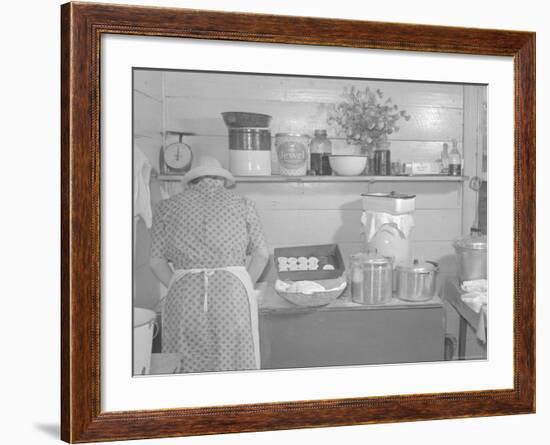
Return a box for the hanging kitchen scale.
[159,131,195,175]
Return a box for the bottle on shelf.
[440,142,450,174]
[309,129,333,175]
[448,139,462,176]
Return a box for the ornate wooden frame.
[61,2,536,442]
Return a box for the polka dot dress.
[150,178,267,373]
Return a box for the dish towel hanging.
[133,145,153,228]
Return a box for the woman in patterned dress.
[149,156,269,373]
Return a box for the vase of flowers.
[327,86,411,174]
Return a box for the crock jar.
[228,128,272,176]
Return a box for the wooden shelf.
[158,174,469,183]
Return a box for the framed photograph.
[61,2,535,442]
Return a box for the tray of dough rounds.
[274,244,345,281]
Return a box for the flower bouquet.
[327,86,411,153]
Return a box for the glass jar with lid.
[309,129,332,175]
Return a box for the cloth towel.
[275,279,346,295]
[361,211,415,243]
[460,279,487,343]
[133,145,153,228]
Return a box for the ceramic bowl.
[329,155,368,176]
[221,112,272,128]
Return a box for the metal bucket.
[454,231,487,284]
[133,308,157,375]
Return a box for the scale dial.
[163,142,192,172]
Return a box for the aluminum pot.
[453,230,487,284]
[395,259,438,302]
[350,251,393,305]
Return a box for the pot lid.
[454,231,487,250]
[361,191,416,199]
[351,250,391,266]
[395,259,438,273]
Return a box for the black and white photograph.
[132,68,488,376]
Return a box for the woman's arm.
[149,257,173,288]
[247,246,270,284]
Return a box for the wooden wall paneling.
[164,71,465,171]
[257,208,461,244]
[164,71,464,107]
[166,96,463,142]
[235,182,461,210]
[461,85,486,235]
[134,90,163,170]
[134,92,162,136]
[134,69,164,101]
[133,72,164,310]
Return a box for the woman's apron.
[164,266,260,369]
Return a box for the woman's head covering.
[181,156,235,187]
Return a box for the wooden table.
[442,278,487,360]
[258,283,445,369]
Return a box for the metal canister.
[395,260,439,302]
[350,251,393,305]
[453,230,487,284]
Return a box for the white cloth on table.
[274,279,346,295]
[460,279,487,343]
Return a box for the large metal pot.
[395,260,438,302]
[350,251,393,305]
[453,230,487,284]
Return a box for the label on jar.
[277,141,307,175]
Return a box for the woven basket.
[276,275,347,308]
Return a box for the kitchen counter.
[257,282,445,370]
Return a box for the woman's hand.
[149,257,174,288]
